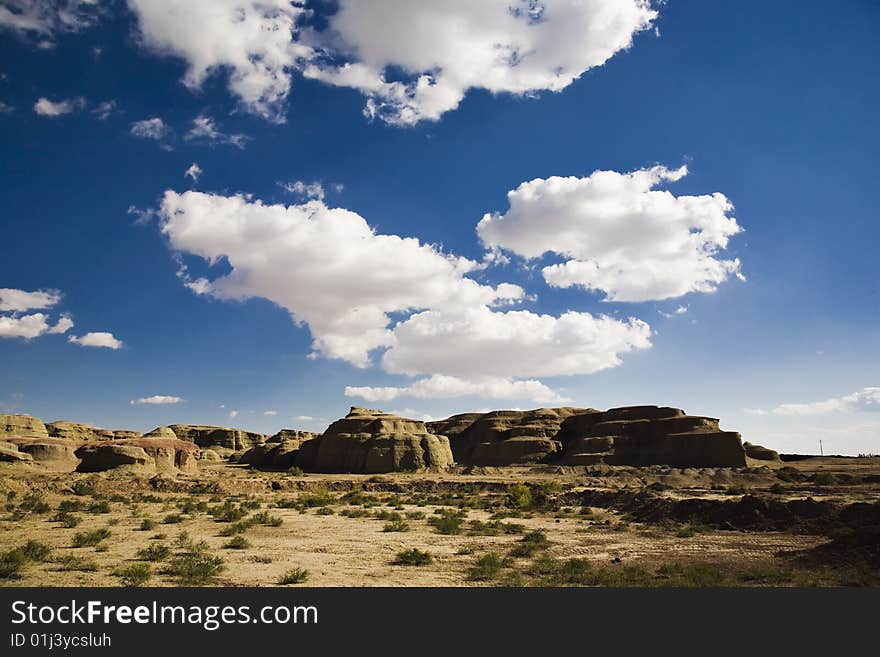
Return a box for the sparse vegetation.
[21,540,52,562]
[165,550,225,585]
[278,567,309,585]
[467,552,513,581]
[223,535,251,550]
[394,548,433,566]
[383,519,410,532]
[428,509,466,535]
[0,549,27,578]
[55,555,99,572]
[114,562,152,587]
[139,519,157,531]
[72,528,111,548]
[135,543,172,561]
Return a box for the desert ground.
[2,456,878,587]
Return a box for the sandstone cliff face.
[428,407,590,466]
[239,430,319,470]
[744,442,781,461]
[558,406,747,467]
[7,437,79,463]
[303,407,454,473]
[46,421,141,442]
[0,414,49,438]
[428,405,748,468]
[76,438,199,473]
[144,425,266,453]
[0,440,34,463]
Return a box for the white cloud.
[749,387,880,416]
[159,191,523,367]
[127,0,311,122]
[129,117,169,140]
[91,99,117,120]
[0,1,104,41]
[184,163,202,182]
[33,96,85,116]
[0,287,61,312]
[131,395,184,405]
[263,410,277,416]
[346,375,568,405]
[127,205,155,225]
[68,331,123,349]
[303,0,657,125]
[229,410,239,418]
[159,189,654,403]
[384,306,651,378]
[123,1,657,125]
[0,101,14,113]
[660,305,688,318]
[0,312,72,339]
[278,180,325,201]
[477,165,744,302]
[293,415,314,421]
[184,115,248,149]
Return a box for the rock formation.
[302,407,453,473]
[76,438,199,473]
[428,407,589,466]
[428,405,748,468]
[744,442,781,461]
[0,441,33,463]
[0,414,49,438]
[46,420,142,442]
[239,430,318,470]
[6,437,79,464]
[144,425,266,455]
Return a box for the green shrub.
[0,549,27,578]
[427,509,466,535]
[88,501,111,514]
[139,519,157,531]
[55,555,99,572]
[509,530,551,558]
[405,511,425,520]
[383,519,410,532]
[166,552,225,585]
[21,540,52,562]
[72,528,111,548]
[71,482,96,496]
[316,506,335,515]
[505,483,533,509]
[251,511,283,526]
[394,548,433,566]
[287,466,304,476]
[135,543,171,561]
[467,552,512,581]
[52,511,82,528]
[18,494,51,514]
[297,489,336,508]
[277,567,309,585]
[114,563,152,587]
[58,499,85,513]
[163,513,184,524]
[223,536,251,550]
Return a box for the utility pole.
[819,439,824,456]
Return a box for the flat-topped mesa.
[559,405,747,468]
[47,421,142,442]
[0,414,49,439]
[300,407,454,474]
[75,438,200,473]
[431,407,592,466]
[239,429,319,469]
[144,425,267,454]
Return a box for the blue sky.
[0,1,877,454]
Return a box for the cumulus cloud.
[130,395,183,405]
[184,115,248,149]
[159,190,653,402]
[33,96,85,116]
[0,1,104,42]
[68,331,123,349]
[129,117,169,140]
[184,163,202,182]
[0,312,72,339]
[159,191,523,367]
[0,287,73,339]
[278,180,325,201]
[747,387,880,416]
[127,0,311,122]
[302,0,657,126]
[383,306,651,378]
[122,1,656,124]
[660,305,688,319]
[346,375,568,405]
[263,410,277,416]
[478,165,744,302]
[127,205,155,225]
[0,101,14,113]
[0,287,61,312]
